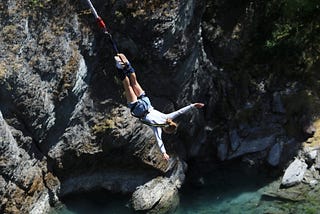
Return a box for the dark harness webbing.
[130,96,169,127]
[139,119,168,127]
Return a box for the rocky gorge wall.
[1,0,320,213]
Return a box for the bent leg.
[129,73,145,97]
[122,76,137,103]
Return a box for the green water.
[52,163,319,214]
[175,163,276,214]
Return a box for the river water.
[52,162,319,214]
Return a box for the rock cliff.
[1,0,319,213]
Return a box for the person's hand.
[114,53,130,69]
[194,103,205,109]
[163,153,170,161]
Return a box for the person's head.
[162,119,178,134]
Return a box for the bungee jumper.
[115,54,204,161]
[85,0,204,161]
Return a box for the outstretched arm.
[152,127,170,161]
[166,103,204,120]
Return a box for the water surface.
[52,162,319,214]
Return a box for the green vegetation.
[29,0,44,8]
[263,1,320,116]
[222,0,320,132]
[225,0,319,87]
[248,0,320,81]
[28,0,54,8]
[127,0,175,17]
[92,118,116,135]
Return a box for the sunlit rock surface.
[1,0,319,213]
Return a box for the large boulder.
[132,177,179,213]
[132,158,186,213]
[281,159,308,187]
[267,142,284,167]
[227,126,282,160]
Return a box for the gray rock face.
[272,92,286,114]
[0,0,316,213]
[306,149,318,161]
[229,129,241,151]
[267,142,284,167]
[131,157,186,213]
[282,159,308,187]
[132,177,179,213]
[315,150,320,170]
[2,1,198,211]
[0,111,58,213]
[228,126,281,159]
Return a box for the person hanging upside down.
[114,53,204,161]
